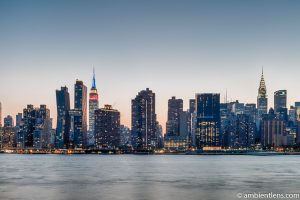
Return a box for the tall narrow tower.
[89,68,99,133]
[257,67,268,117]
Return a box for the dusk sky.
[1,0,300,131]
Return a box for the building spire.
[92,67,96,89]
[258,67,267,98]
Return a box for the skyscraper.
[89,68,99,136]
[4,115,14,127]
[131,88,157,150]
[75,80,88,148]
[257,69,268,117]
[195,93,221,148]
[69,109,83,148]
[18,105,51,148]
[261,108,287,148]
[274,90,287,112]
[0,102,2,127]
[55,86,71,149]
[16,113,22,127]
[94,105,120,149]
[166,96,183,136]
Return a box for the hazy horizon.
[1,0,300,131]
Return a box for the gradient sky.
[1,0,300,131]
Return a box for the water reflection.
[0,155,300,200]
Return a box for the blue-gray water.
[1,154,300,200]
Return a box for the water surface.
[0,154,299,200]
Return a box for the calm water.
[0,154,300,200]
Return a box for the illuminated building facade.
[89,69,99,144]
[257,69,268,117]
[261,108,287,148]
[195,93,220,148]
[131,88,157,150]
[94,105,120,149]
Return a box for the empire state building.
[89,68,99,133]
[257,68,268,117]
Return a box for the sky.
[0,0,300,132]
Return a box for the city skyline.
[1,0,300,131]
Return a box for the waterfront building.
[261,108,287,148]
[18,105,51,148]
[0,126,15,148]
[74,80,88,148]
[55,86,70,149]
[195,93,221,148]
[119,125,131,146]
[69,109,83,148]
[164,136,189,151]
[0,102,2,127]
[166,97,183,137]
[131,88,157,150]
[94,105,120,149]
[189,99,196,146]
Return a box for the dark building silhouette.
[195,93,220,148]
[55,86,70,149]
[69,109,83,148]
[131,88,157,150]
[95,105,120,149]
[74,80,88,148]
[166,97,183,137]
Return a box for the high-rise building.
[94,105,120,149]
[89,68,99,134]
[69,109,83,148]
[131,88,157,150]
[295,102,300,122]
[119,125,131,146]
[16,113,22,127]
[166,97,183,136]
[55,86,71,149]
[244,104,257,122]
[274,90,287,112]
[4,115,14,127]
[261,108,287,148]
[179,111,189,137]
[195,93,221,148]
[18,105,51,148]
[257,69,268,117]
[189,99,196,114]
[74,80,88,148]
[231,101,245,115]
[0,102,2,127]
[0,126,15,149]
